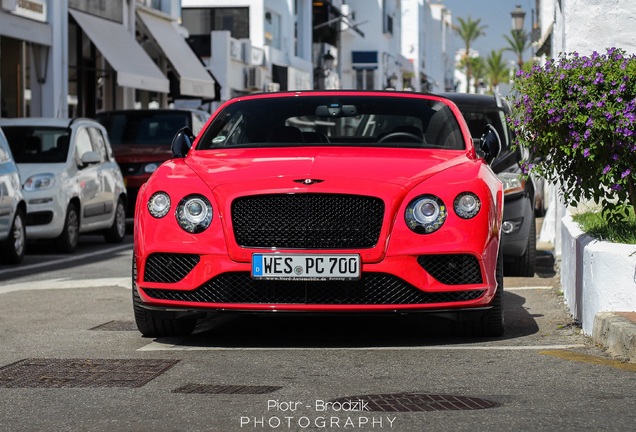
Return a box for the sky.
[440,0,537,63]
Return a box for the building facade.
[1,0,216,119]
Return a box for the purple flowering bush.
[509,48,636,223]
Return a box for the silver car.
[0,118,127,253]
[0,127,26,264]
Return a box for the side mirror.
[479,125,501,165]
[80,150,101,166]
[171,127,195,158]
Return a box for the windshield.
[197,96,465,150]
[3,126,71,163]
[96,111,191,146]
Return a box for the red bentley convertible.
[132,91,504,337]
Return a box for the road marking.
[506,286,553,291]
[0,244,132,276]
[0,277,130,295]
[541,349,636,372]
[138,343,586,352]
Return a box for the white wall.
[553,0,636,56]
[560,215,636,335]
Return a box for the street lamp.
[511,5,526,31]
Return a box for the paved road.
[1,233,636,431]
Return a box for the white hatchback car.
[0,118,127,252]
[0,127,26,264]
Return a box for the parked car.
[442,93,538,277]
[0,127,26,264]
[95,108,210,217]
[132,90,505,338]
[0,118,127,253]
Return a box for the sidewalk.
[538,197,636,363]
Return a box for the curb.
[592,312,636,363]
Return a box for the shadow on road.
[151,289,540,349]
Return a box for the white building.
[535,0,636,59]
[181,0,314,105]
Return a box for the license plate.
[251,254,361,281]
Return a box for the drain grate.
[331,393,499,412]
[89,321,138,331]
[173,384,283,394]
[0,358,179,388]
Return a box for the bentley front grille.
[232,193,385,249]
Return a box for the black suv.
[443,93,538,277]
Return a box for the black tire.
[1,208,26,264]
[57,204,80,253]
[132,257,196,338]
[507,213,537,277]
[456,249,505,337]
[104,198,126,243]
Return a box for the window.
[264,10,281,50]
[88,128,108,162]
[355,69,375,90]
[75,128,95,162]
[182,7,249,57]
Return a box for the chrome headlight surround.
[405,194,447,234]
[176,194,213,233]
[454,192,481,219]
[147,191,171,218]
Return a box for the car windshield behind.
[96,111,191,146]
[3,126,70,163]
[197,96,465,150]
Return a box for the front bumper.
[134,252,497,313]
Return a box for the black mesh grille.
[143,272,484,305]
[232,194,384,248]
[417,255,483,285]
[144,253,200,283]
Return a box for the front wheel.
[1,209,26,264]
[455,250,505,337]
[104,198,126,243]
[132,257,196,338]
[57,204,79,253]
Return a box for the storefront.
[0,0,52,117]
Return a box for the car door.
[0,133,16,239]
[73,126,107,228]
[87,126,118,223]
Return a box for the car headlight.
[148,192,171,218]
[405,194,447,234]
[24,173,55,191]
[176,194,213,233]
[454,192,481,219]
[144,162,160,174]
[498,172,526,196]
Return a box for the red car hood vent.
[186,147,468,190]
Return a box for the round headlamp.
[147,191,171,218]
[176,194,213,233]
[454,192,481,219]
[405,195,447,234]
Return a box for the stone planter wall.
[560,214,636,335]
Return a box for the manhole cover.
[90,321,138,331]
[173,384,283,394]
[0,358,179,388]
[331,393,499,412]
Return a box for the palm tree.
[504,29,529,71]
[454,16,487,93]
[470,56,487,92]
[485,50,509,93]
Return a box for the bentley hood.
[184,146,473,192]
